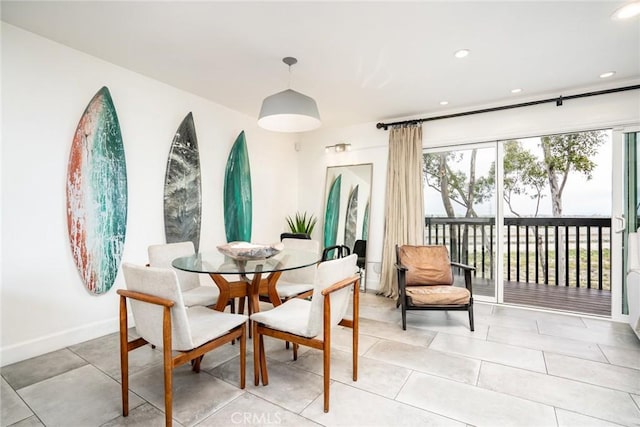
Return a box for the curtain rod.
[375,84,640,130]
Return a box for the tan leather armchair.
[395,245,475,331]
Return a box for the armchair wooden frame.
[395,245,475,331]
[252,274,360,413]
[118,289,246,427]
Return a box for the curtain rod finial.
[376,122,388,130]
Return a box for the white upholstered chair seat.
[185,306,247,349]
[148,241,219,307]
[182,286,220,308]
[274,280,315,299]
[250,298,314,338]
[269,238,320,302]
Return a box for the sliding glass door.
[613,130,640,320]
[425,131,614,314]
[499,131,612,316]
[423,143,498,302]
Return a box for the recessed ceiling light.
[600,71,616,78]
[612,1,640,20]
[511,88,522,94]
[454,49,470,58]
[440,101,449,105]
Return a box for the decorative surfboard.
[223,131,252,242]
[362,199,370,240]
[344,185,359,250]
[163,112,202,252]
[323,174,341,252]
[66,86,127,295]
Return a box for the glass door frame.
[612,125,640,322]
[423,141,501,304]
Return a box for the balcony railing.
[424,216,612,291]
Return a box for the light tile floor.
[2,293,640,426]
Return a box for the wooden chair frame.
[118,289,246,427]
[395,245,475,331]
[252,275,360,413]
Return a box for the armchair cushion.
[406,285,470,306]
[398,245,453,286]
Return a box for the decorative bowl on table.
[216,241,284,261]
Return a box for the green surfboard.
[323,174,341,251]
[223,131,252,242]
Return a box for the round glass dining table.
[172,248,320,314]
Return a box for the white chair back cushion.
[122,263,194,350]
[280,239,320,284]
[148,242,200,292]
[306,254,357,336]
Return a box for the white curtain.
[379,124,425,298]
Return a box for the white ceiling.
[2,1,639,129]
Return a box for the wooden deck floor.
[470,279,611,317]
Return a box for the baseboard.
[0,317,119,367]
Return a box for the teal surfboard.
[323,174,341,251]
[223,131,252,242]
[362,199,370,240]
[66,86,127,295]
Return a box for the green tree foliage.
[541,131,605,216]
[423,149,493,218]
[487,140,547,216]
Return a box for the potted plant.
[285,211,317,237]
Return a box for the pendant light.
[258,57,321,133]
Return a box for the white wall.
[1,24,297,365]
[2,23,639,365]
[297,84,640,292]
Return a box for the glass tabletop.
[171,248,320,275]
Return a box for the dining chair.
[353,239,367,270]
[148,241,222,308]
[353,239,367,292]
[269,238,320,303]
[118,263,247,427]
[250,254,360,413]
[321,244,351,261]
[395,244,475,331]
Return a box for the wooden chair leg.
[192,355,203,373]
[469,303,475,331]
[119,297,129,417]
[259,333,268,386]
[353,289,359,382]
[163,346,173,427]
[239,324,246,389]
[293,343,299,361]
[323,341,330,413]
[253,323,260,386]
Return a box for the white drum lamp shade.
[257,57,321,133]
[258,89,321,133]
